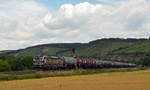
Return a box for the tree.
[22,56,33,69]
[0,59,11,72]
[138,57,150,67]
[7,58,24,71]
[0,56,33,72]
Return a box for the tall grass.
[0,68,146,81]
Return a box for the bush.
[0,60,11,72]
[22,56,33,69]
[138,57,150,67]
[0,56,33,72]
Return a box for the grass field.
[0,68,144,81]
[0,69,150,90]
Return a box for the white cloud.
[45,0,150,40]
[97,0,127,4]
[0,0,50,50]
[0,0,150,50]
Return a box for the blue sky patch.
[35,0,104,12]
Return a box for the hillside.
[103,40,150,63]
[113,40,150,55]
[59,38,147,58]
[0,43,85,57]
[0,38,149,59]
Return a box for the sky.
[0,0,150,50]
[35,0,102,12]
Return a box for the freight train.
[33,56,136,70]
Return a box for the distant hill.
[59,38,147,58]
[0,38,149,62]
[0,43,85,57]
[102,39,150,63]
[112,40,150,55]
[0,50,23,56]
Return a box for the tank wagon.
[33,56,136,70]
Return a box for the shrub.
[0,60,11,72]
[138,57,150,67]
[0,56,33,72]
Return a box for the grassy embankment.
[0,68,146,81]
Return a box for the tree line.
[0,55,150,72]
[0,55,33,72]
